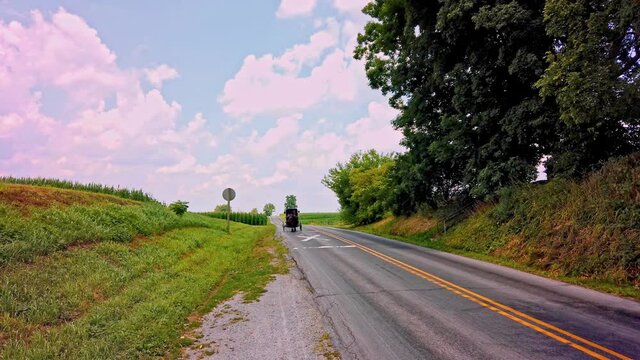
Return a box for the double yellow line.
[314,228,632,360]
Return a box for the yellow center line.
[313,228,632,360]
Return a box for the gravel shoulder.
[183,257,338,360]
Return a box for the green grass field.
[298,212,341,226]
[0,182,287,359]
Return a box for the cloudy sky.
[0,0,403,212]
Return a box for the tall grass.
[0,202,212,267]
[203,212,268,225]
[442,154,640,288]
[0,177,157,202]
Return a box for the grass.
[346,154,640,300]
[298,212,342,226]
[0,195,211,268]
[0,182,288,358]
[0,177,157,202]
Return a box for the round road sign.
[222,188,236,201]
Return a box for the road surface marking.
[297,235,321,242]
[314,228,631,360]
[292,245,357,250]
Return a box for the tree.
[355,0,558,210]
[250,208,259,214]
[214,203,231,213]
[169,200,189,216]
[263,203,276,216]
[536,0,640,177]
[284,195,297,210]
[323,150,394,224]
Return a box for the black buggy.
[283,208,302,232]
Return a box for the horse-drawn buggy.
[283,208,302,232]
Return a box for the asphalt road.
[274,218,640,360]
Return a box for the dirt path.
[183,266,338,360]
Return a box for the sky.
[0,0,404,212]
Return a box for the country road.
[273,218,640,360]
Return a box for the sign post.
[222,188,236,234]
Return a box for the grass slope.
[0,184,211,268]
[0,183,286,359]
[351,154,640,299]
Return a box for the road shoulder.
[183,262,339,360]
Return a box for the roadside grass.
[0,217,287,359]
[346,154,640,300]
[0,183,288,358]
[0,177,156,202]
[298,212,342,226]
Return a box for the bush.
[169,200,189,216]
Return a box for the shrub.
[169,200,189,216]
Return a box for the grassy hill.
[353,154,640,299]
[0,181,286,359]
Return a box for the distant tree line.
[325,0,639,222]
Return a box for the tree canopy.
[284,195,297,210]
[263,203,276,216]
[322,150,395,224]
[214,203,231,213]
[349,0,639,216]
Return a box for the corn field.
[0,176,158,202]
[204,212,268,225]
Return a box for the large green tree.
[355,0,558,209]
[536,0,640,177]
[263,203,276,216]
[322,150,394,224]
[284,195,297,210]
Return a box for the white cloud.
[331,0,369,13]
[157,155,197,174]
[219,20,366,119]
[276,0,318,18]
[244,113,302,156]
[144,64,179,88]
[346,101,402,152]
[0,8,218,201]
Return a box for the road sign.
[222,188,236,201]
[222,188,235,234]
